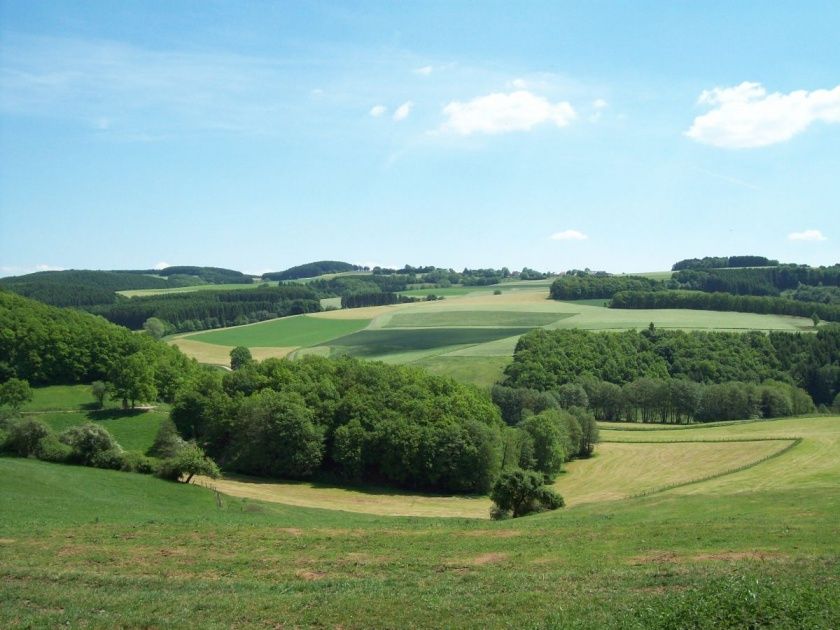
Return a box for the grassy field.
[325,327,534,358]
[2,415,838,627]
[184,314,371,347]
[20,386,168,453]
[117,280,265,297]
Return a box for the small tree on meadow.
[0,378,33,413]
[91,381,107,408]
[143,317,167,339]
[490,469,564,519]
[157,443,220,483]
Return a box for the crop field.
[117,280,265,297]
[184,314,371,347]
[172,283,814,384]
[2,414,838,628]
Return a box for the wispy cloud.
[686,82,840,149]
[550,230,588,241]
[788,229,827,242]
[442,90,576,135]
[0,34,307,137]
[414,65,433,76]
[153,261,171,270]
[369,105,387,117]
[393,101,413,121]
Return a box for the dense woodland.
[262,261,367,281]
[671,255,779,271]
[0,267,254,308]
[549,275,660,300]
[88,285,322,333]
[500,327,840,422]
[611,290,840,322]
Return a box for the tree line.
[88,285,323,332]
[549,275,660,300]
[610,290,840,323]
[262,260,367,281]
[500,327,840,421]
[671,255,779,271]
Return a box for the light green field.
[22,384,101,412]
[33,409,169,453]
[2,415,838,628]
[118,280,265,297]
[185,314,371,348]
[384,310,571,328]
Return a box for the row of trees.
[499,327,838,421]
[672,265,840,296]
[549,275,660,300]
[88,286,323,332]
[610,290,840,323]
[262,261,366,281]
[671,255,779,271]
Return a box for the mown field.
[2,411,838,627]
[117,280,265,297]
[172,281,814,384]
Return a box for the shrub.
[60,422,121,465]
[490,469,565,518]
[34,433,73,463]
[0,378,33,412]
[4,417,51,457]
[90,448,125,470]
[119,452,160,474]
[147,418,186,459]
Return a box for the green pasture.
[185,315,371,348]
[2,413,839,628]
[118,281,265,298]
[22,385,102,412]
[409,355,512,389]
[384,310,570,328]
[399,286,492,297]
[32,409,167,453]
[326,327,534,358]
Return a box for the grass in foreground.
[1,455,838,629]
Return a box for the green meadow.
[117,281,267,297]
[185,315,371,348]
[2,414,838,628]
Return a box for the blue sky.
[1,1,838,276]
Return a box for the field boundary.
[628,437,802,499]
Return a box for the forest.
[611,290,840,322]
[262,260,368,281]
[499,326,840,422]
[89,285,323,332]
[671,255,779,271]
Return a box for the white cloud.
[414,65,433,76]
[686,82,840,148]
[153,261,171,270]
[369,105,387,118]
[393,101,413,121]
[593,98,608,109]
[511,78,528,89]
[550,230,588,241]
[788,229,827,242]
[0,264,64,278]
[442,91,576,135]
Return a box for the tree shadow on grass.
[85,408,152,421]
[221,471,487,500]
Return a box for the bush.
[118,451,160,474]
[90,448,125,470]
[60,422,121,465]
[490,469,565,518]
[0,378,33,412]
[34,433,73,463]
[4,417,51,456]
[147,418,186,459]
